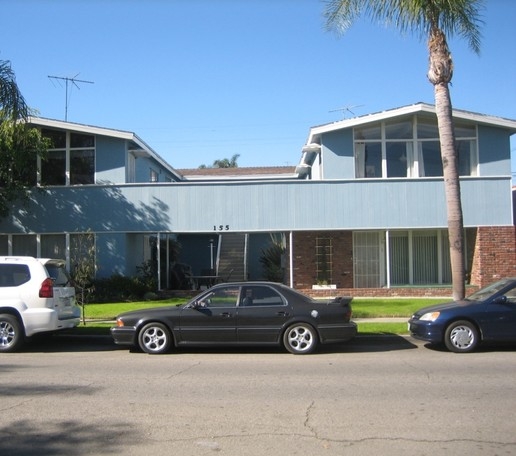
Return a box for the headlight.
[419,311,440,322]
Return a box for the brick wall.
[291,231,353,289]
[470,226,516,288]
[291,226,516,297]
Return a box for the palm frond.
[0,60,29,121]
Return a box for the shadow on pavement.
[20,333,418,355]
[20,333,119,353]
[0,419,142,456]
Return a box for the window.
[316,237,333,284]
[12,235,37,257]
[240,286,285,307]
[355,143,381,178]
[353,232,383,288]
[0,236,7,255]
[41,234,66,259]
[388,230,451,286]
[355,230,455,288]
[71,149,95,184]
[418,141,442,177]
[41,150,66,185]
[199,286,240,308]
[0,264,31,287]
[150,169,158,182]
[354,116,478,178]
[40,129,95,186]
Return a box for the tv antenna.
[48,74,94,121]
[329,104,364,118]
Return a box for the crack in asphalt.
[166,362,201,378]
[148,432,516,448]
[303,400,317,438]
[145,432,516,450]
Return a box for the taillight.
[39,278,54,298]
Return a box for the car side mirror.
[191,300,208,309]
[493,295,508,304]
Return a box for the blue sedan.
[409,278,516,353]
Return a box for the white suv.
[0,256,81,352]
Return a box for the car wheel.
[283,323,318,354]
[444,320,479,353]
[0,314,24,353]
[138,322,172,354]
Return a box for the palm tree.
[213,153,240,168]
[0,60,29,121]
[0,60,48,218]
[324,0,484,300]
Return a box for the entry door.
[353,232,385,288]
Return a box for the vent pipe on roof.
[295,143,321,178]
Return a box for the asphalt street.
[1,334,515,456]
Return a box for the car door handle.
[220,312,233,318]
[277,311,289,317]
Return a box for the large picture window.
[388,230,451,286]
[355,230,456,288]
[40,129,95,186]
[354,116,477,179]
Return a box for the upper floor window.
[354,117,477,179]
[150,169,158,182]
[40,129,95,186]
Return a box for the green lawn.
[351,297,445,318]
[76,296,448,336]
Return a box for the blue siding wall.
[96,232,127,276]
[478,125,512,176]
[0,177,511,235]
[321,130,354,179]
[96,136,127,183]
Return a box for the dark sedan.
[409,278,516,353]
[111,282,357,355]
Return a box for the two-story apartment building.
[0,103,514,296]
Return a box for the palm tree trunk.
[434,83,465,300]
[428,26,465,300]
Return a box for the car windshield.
[467,279,514,301]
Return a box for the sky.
[1,0,515,170]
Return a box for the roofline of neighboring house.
[177,166,298,181]
[27,116,184,181]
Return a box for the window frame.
[353,116,478,179]
[39,129,96,186]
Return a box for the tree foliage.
[0,121,50,217]
[199,153,240,169]
[0,60,29,121]
[324,0,484,300]
[0,60,49,218]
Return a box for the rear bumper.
[318,322,357,344]
[23,308,81,337]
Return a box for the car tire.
[0,314,24,353]
[283,323,318,354]
[444,320,479,353]
[138,322,172,354]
